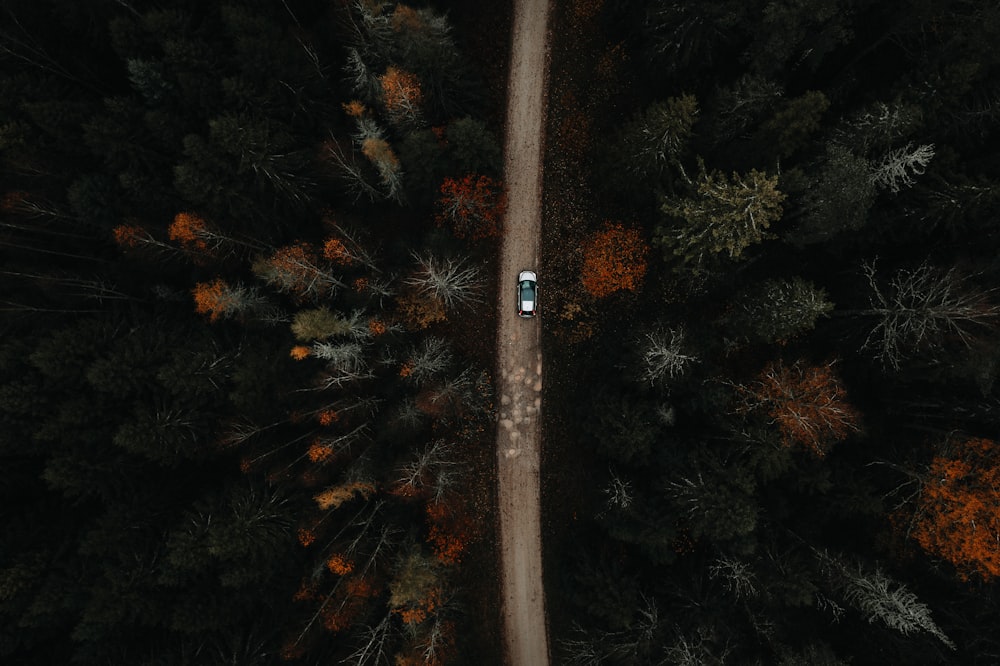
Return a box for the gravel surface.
[495,0,551,663]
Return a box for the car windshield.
[521,281,535,301]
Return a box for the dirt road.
[495,0,551,663]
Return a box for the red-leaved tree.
[380,65,423,126]
[435,175,506,240]
[911,437,1000,581]
[580,222,649,298]
[739,360,861,456]
[192,278,269,322]
[425,499,475,565]
[252,242,345,300]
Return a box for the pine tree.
[658,165,785,271]
[388,550,444,625]
[784,143,876,246]
[609,95,699,185]
[726,277,834,344]
[445,117,501,175]
[758,90,829,158]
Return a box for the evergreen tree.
[783,143,876,246]
[658,165,785,271]
[725,277,834,344]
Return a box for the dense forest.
[0,0,509,663]
[541,0,1000,664]
[6,0,1000,664]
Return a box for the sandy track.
[495,0,551,663]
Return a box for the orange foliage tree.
[425,500,475,565]
[361,137,400,171]
[911,437,1000,581]
[112,223,177,255]
[326,553,354,576]
[252,242,344,300]
[396,285,447,330]
[112,223,147,249]
[318,574,377,632]
[322,237,354,266]
[192,279,266,322]
[580,222,649,298]
[380,65,423,125]
[168,212,210,253]
[435,175,506,240]
[739,360,861,456]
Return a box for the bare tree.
[310,341,367,370]
[606,595,659,660]
[558,624,605,666]
[342,613,395,666]
[641,326,698,384]
[311,395,382,422]
[360,275,396,307]
[344,47,382,104]
[404,253,484,310]
[390,397,426,431]
[395,439,456,498]
[402,337,454,384]
[429,367,477,413]
[839,100,923,152]
[0,270,139,305]
[417,595,459,664]
[218,418,285,448]
[303,342,373,390]
[312,423,371,460]
[854,261,1000,368]
[352,115,386,145]
[171,215,266,258]
[342,0,394,67]
[842,565,955,649]
[661,627,731,666]
[324,136,381,203]
[871,143,935,193]
[326,222,381,272]
[560,596,659,664]
[708,556,758,600]
[603,470,634,511]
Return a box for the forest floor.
[494,0,552,663]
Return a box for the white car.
[518,270,536,318]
